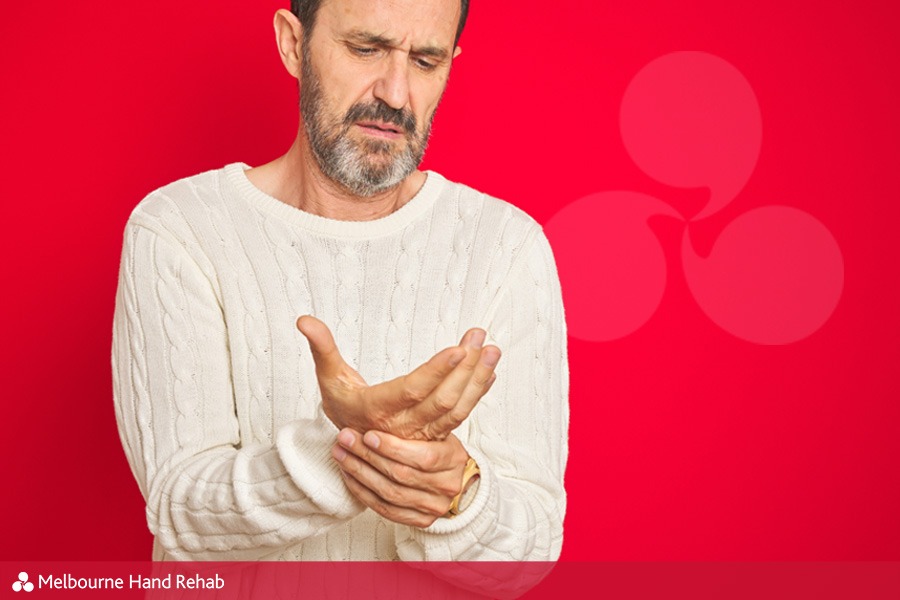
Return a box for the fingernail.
[363,431,381,449]
[481,348,500,367]
[467,329,485,349]
[448,348,465,367]
[332,445,347,462]
[338,429,354,447]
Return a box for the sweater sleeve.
[112,221,364,560]
[394,227,570,563]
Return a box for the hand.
[297,316,500,440]
[331,428,470,528]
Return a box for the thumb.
[296,315,353,379]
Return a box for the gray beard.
[299,49,434,198]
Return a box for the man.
[112,0,569,564]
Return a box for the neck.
[245,125,426,222]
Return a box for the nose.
[372,52,410,111]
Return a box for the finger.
[402,345,467,399]
[363,345,466,411]
[336,429,460,497]
[333,441,450,517]
[431,345,501,434]
[339,469,440,528]
[427,348,500,436]
[354,330,481,428]
[358,429,467,474]
[296,315,364,384]
[414,343,499,439]
[415,329,487,421]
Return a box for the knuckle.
[471,370,491,387]
[412,498,435,516]
[433,391,456,412]
[418,449,438,471]
[457,362,477,377]
[439,416,462,433]
[357,448,373,466]
[380,483,404,506]
[341,458,359,475]
[438,479,462,498]
[415,514,437,528]
[401,384,426,405]
[422,499,450,517]
[446,408,468,428]
[389,463,413,485]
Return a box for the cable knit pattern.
[111,162,569,562]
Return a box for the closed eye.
[348,45,379,57]
[413,57,438,71]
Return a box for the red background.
[1,0,898,561]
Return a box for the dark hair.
[290,0,470,46]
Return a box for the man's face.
[299,0,460,197]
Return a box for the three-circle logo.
[12,572,34,592]
[546,51,844,345]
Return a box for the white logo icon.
[12,572,34,592]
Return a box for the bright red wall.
[1,1,898,560]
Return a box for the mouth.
[356,120,404,139]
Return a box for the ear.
[453,46,462,59]
[274,8,304,78]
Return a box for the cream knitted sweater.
[112,162,569,561]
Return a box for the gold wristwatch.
[445,457,480,518]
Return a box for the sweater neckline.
[222,162,443,239]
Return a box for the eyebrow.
[343,29,451,61]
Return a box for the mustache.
[343,101,417,134]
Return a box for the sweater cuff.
[276,418,364,519]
